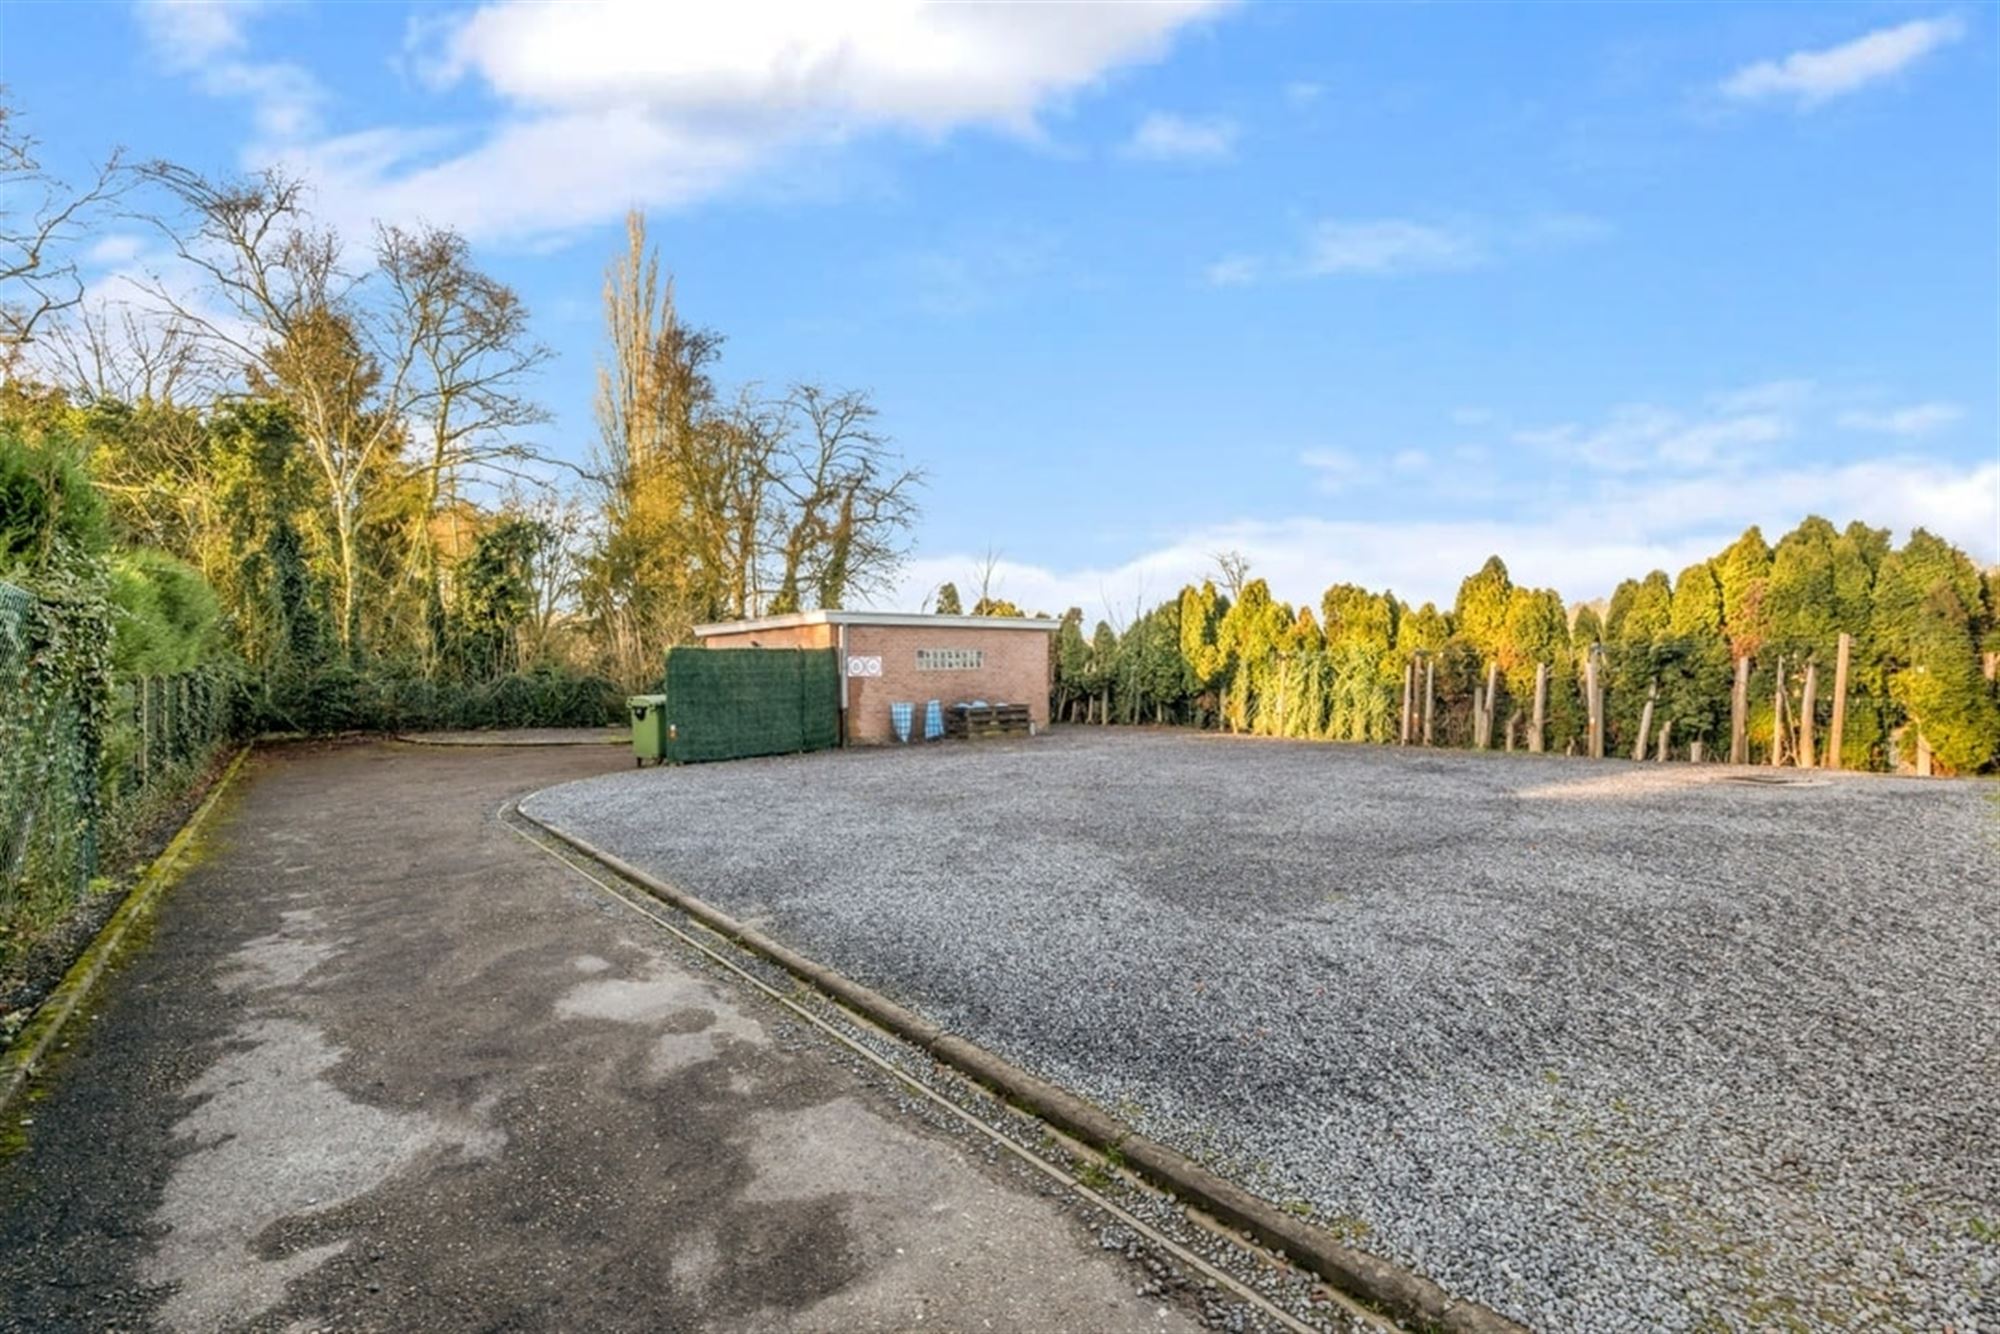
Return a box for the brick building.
[692,610,1058,745]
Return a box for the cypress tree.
[1871,530,2000,772]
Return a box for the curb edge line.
[0,746,251,1120]
[515,804,1527,1334]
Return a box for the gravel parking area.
[523,729,2000,1332]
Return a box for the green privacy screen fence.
[659,647,840,763]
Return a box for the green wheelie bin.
[628,694,668,766]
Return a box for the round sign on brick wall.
[847,655,883,677]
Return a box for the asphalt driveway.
[0,739,1205,1334]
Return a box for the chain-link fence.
[111,671,233,797]
[2,579,234,966]
[1,580,101,944]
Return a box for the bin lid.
[627,694,667,706]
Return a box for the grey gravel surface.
[532,732,2000,1334]
[523,728,2000,1333]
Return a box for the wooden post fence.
[1771,656,1787,767]
[1399,659,1415,744]
[1632,681,1657,763]
[1730,656,1750,764]
[1487,661,1499,743]
[1529,662,1547,754]
[1656,718,1671,762]
[1422,658,1435,745]
[1585,648,1605,759]
[1828,632,1851,770]
[1798,660,1818,769]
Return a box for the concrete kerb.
[513,805,1528,1334]
[393,730,631,748]
[0,747,251,1122]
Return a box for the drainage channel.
[501,804,1393,1334]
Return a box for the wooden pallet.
[943,703,1033,739]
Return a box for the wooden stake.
[1399,659,1414,744]
[1691,739,1705,764]
[1633,681,1656,762]
[1916,731,1933,777]
[1422,658,1435,745]
[1472,684,1486,749]
[1656,718,1672,762]
[1771,655,1787,767]
[1586,649,1604,759]
[1798,660,1818,769]
[1529,661,1547,754]
[1486,660,1499,746]
[1828,632,1851,770]
[1730,655,1750,765]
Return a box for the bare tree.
[592,209,719,490]
[1212,549,1251,601]
[0,98,124,358]
[972,546,1004,611]
[379,222,550,663]
[581,210,729,677]
[517,490,590,665]
[767,384,919,613]
[136,164,542,661]
[136,164,406,654]
[579,211,922,676]
[39,300,222,405]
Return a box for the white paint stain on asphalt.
[143,915,503,1332]
[142,1018,490,1332]
[556,962,766,1074]
[217,909,340,991]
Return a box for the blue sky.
[5,1,1994,617]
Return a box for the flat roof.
[694,610,1059,636]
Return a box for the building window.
[916,648,983,671]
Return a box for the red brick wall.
[694,621,1052,745]
[844,624,1051,744]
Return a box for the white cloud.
[1708,378,1815,412]
[1721,16,1965,107]
[1122,111,1239,162]
[1655,412,1789,466]
[1299,448,1364,492]
[894,376,1993,621]
[1515,399,1798,473]
[885,457,2000,621]
[1215,212,1605,285]
[133,0,257,64]
[1203,254,1261,287]
[1282,80,1325,109]
[1303,219,1482,275]
[85,233,148,266]
[1836,401,1964,436]
[141,0,1233,241]
[135,0,324,139]
[434,1,1229,131]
